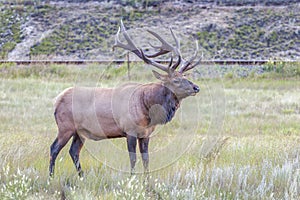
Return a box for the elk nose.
[193,85,200,93]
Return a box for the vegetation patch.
[29,7,150,58]
[0,5,27,59]
[196,7,300,59]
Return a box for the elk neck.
[141,83,180,125]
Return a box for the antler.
[178,41,203,74]
[146,28,180,57]
[113,20,171,73]
[113,20,201,74]
[146,28,182,72]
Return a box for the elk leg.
[126,134,137,175]
[69,133,85,177]
[49,138,59,177]
[49,131,73,177]
[138,137,150,174]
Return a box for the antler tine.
[145,48,170,58]
[178,40,199,73]
[168,28,182,71]
[147,30,173,51]
[113,20,140,53]
[140,49,170,72]
[168,56,173,68]
[180,51,203,73]
[170,55,181,71]
[169,28,180,55]
[112,27,121,51]
[182,52,203,72]
[120,20,139,51]
[146,28,182,72]
[146,28,181,57]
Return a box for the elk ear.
[152,70,166,81]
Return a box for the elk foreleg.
[127,134,137,175]
[69,133,85,177]
[138,137,149,174]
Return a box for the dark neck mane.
[142,83,180,125]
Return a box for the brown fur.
[54,82,179,140]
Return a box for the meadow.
[0,63,299,199]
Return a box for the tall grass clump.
[0,165,34,200]
[0,63,70,79]
[263,60,300,77]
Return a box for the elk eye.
[173,79,180,84]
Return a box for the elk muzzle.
[193,85,200,93]
[191,84,200,96]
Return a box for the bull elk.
[49,21,201,177]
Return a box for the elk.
[49,21,201,177]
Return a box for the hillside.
[0,0,299,61]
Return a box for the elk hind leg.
[49,131,74,177]
[69,133,85,177]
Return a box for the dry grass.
[0,64,299,199]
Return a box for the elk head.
[113,21,201,100]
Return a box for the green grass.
[0,7,25,59]
[0,64,299,199]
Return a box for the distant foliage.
[196,7,299,60]
[0,1,299,60]
[0,5,26,59]
[45,0,299,6]
[263,61,300,77]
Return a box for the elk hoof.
[78,170,84,178]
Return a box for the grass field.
[0,63,299,199]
